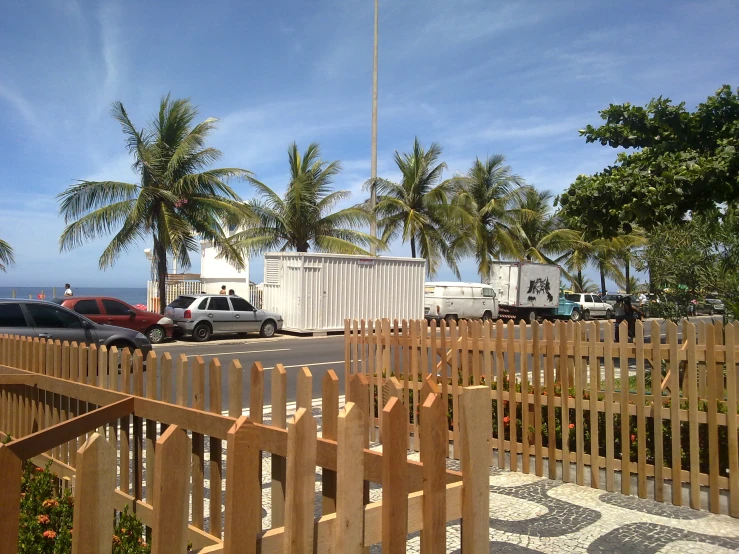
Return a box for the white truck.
[424,282,499,323]
[486,262,562,323]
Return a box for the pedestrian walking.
[64,283,73,296]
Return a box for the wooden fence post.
[297,366,312,412]
[420,393,446,554]
[284,407,317,553]
[210,358,224,538]
[726,323,738,517]
[151,426,191,554]
[71,433,116,554]
[335,402,365,554]
[223,416,262,554]
[191,356,205,529]
[322,370,339,514]
[146,351,158,504]
[271,363,288,527]
[0,444,22,554]
[382,397,408,553]
[460,385,491,552]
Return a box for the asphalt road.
[151,315,722,412]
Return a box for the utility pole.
[370,0,379,255]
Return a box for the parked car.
[563,293,614,320]
[424,282,498,323]
[555,293,583,321]
[165,294,283,342]
[0,299,152,360]
[691,298,725,316]
[54,296,174,344]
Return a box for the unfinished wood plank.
[402,320,411,442]
[496,320,506,469]
[560,322,570,483]
[439,320,450,458]
[345,319,352,385]
[192,355,206,529]
[223,417,262,554]
[284,408,317,553]
[322,370,339,514]
[382,397,408,553]
[411,319,421,451]
[635,322,647,498]
[507,320,518,472]
[106,346,118,450]
[705,324,720,513]
[151,426,191,554]
[367,320,376,441]
[375,319,384,444]
[726,324,738,517]
[71,433,116,554]
[589,321,600,489]
[271,363,287,527]
[651,320,664,502]
[471,321,482,385]
[667,321,682,507]
[532,321,543,477]
[346,372,371,533]
[228,359,243,418]
[520,320,530,475]
[120,348,132,495]
[619,321,630,496]
[0,444,22,554]
[175,353,187,406]
[450,320,461,460]
[686,323,700,509]
[604,322,615,492]
[574,323,584,486]
[420,393,446,554]
[60,341,70,463]
[545,321,556,480]
[145,351,158,504]
[297,366,312,412]
[132,351,145,501]
[483,320,493,389]
[335,402,365,554]
[459,319,469,389]
[460,386,491,552]
[210,358,224,538]
[68,342,81,467]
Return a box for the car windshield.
[168,296,195,309]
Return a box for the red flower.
[503,416,511,425]
[631,434,636,442]
[568,423,575,429]
[43,530,56,540]
[42,499,58,509]
[36,515,50,525]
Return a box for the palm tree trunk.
[410,236,417,258]
[599,262,606,296]
[625,261,631,294]
[155,238,168,315]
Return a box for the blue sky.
[1,0,737,290]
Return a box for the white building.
[199,239,251,296]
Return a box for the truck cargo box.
[487,262,560,309]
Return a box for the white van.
[424,282,498,323]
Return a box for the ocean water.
[0,287,148,306]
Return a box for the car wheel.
[146,325,165,344]
[605,309,613,320]
[444,314,457,326]
[583,309,591,321]
[260,320,276,338]
[193,322,212,342]
[570,309,581,322]
[482,311,493,322]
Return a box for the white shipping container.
[262,253,426,332]
[487,262,560,309]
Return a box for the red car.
[55,297,174,344]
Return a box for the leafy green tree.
[0,238,13,271]
[451,155,523,278]
[507,187,581,265]
[236,142,381,255]
[614,230,647,294]
[557,86,739,236]
[372,138,460,276]
[58,95,252,313]
[569,274,598,293]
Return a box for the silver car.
[0,299,152,360]
[165,294,283,342]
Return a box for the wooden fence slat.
[520,320,530,475]
[133,351,145,501]
[686,323,700,509]
[192,356,206,529]
[411,319,421,451]
[367,320,376,442]
[0,444,22,554]
[105,346,117,450]
[439,321,450,458]
[61,341,70,463]
[507,321,518,472]
[574,323,584,486]
[667,322,682,506]
[459,320,469,389]
[636,322,647,499]
[726,324,738,517]
[335,402,365,554]
[651,319,664,502]
[389,319,399,443]
[450,321,461,460]
[120,348,132,495]
[532,321,543,477]
[209,358,224,538]
[271,363,287,527]
[284,407,317,553]
[619,322,630,496]
[589,321,600,489]
[604,322,615,492]
[151,426,191,554]
[345,319,352,384]
[68,343,80,467]
[495,320,505,469]
[145,351,158,504]
[420,393,446,554]
[375,320,384,444]
[472,321,482,385]
[321,370,339,514]
[71,433,116,554]
[705,324,720,513]
[560,322,570,483]
[545,322,556,479]
[296,366,312,412]
[223,417,261,554]
[460,385,491,552]
[483,320,493,390]
[382,397,408,553]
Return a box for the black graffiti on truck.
[526,277,553,303]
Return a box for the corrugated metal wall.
[262,253,426,332]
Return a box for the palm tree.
[451,155,523,279]
[615,231,647,294]
[371,138,459,277]
[570,274,599,293]
[58,95,252,313]
[0,239,14,271]
[234,142,381,255]
[591,237,625,295]
[507,187,581,265]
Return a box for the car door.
[205,296,234,332]
[0,302,36,339]
[229,297,259,332]
[101,299,136,331]
[591,295,606,317]
[583,295,595,316]
[24,302,98,345]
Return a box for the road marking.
[184,348,290,358]
[259,360,346,371]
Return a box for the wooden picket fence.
[344,317,739,517]
[0,333,492,553]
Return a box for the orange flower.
[36,515,50,525]
[35,467,44,473]
[42,499,59,509]
[112,535,122,546]
[631,434,636,442]
[503,416,510,425]
[568,423,575,429]
[42,530,56,540]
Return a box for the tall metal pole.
[370,0,379,255]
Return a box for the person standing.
[64,283,73,296]
[219,286,227,295]
[624,296,644,340]
[614,295,626,342]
